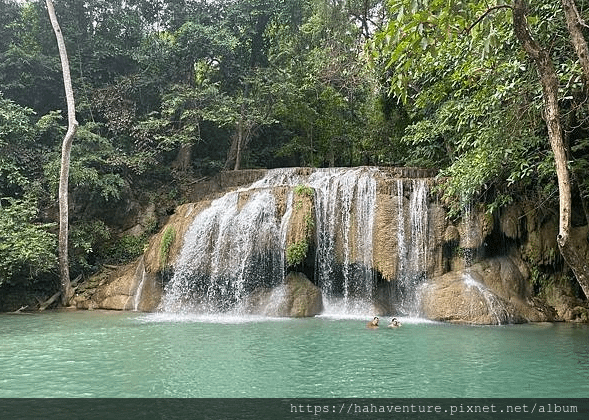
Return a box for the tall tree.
[511,1,580,289]
[46,0,78,306]
[375,0,589,298]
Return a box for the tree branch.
[561,0,589,85]
[463,5,512,35]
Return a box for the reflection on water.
[0,311,587,398]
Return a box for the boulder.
[75,257,162,311]
[420,257,555,324]
[263,272,323,317]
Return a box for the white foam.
[136,312,289,324]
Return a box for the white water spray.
[463,273,512,325]
[161,188,283,314]
[392,179,429,316]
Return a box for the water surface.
[1,311,587,398]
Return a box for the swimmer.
[366,316,379,329]
[387,317,402,328]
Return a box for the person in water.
[387,317,402,328]
[366,316,379,329]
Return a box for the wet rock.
[263,272,323,317]
[76,258,162,311]
[421,257,555,324]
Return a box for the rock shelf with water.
[76,167,586,324]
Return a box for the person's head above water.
[388,317,401,327]
[367,316,379,328]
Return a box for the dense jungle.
[1,0,588,317]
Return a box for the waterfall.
[161,189,284,314]
[133,264,147,311]
[160,167,431,317]
[463,273,512,324]
[153,167,534,324]
[310,168,377,314]
[392,179,429,316]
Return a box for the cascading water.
[390,179,430,316]
[161,167,432,317]
[133,260,147,311]
[463,273,513,324]
[160,189,285,314]
[309,168,378,315]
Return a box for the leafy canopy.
[372,0,580,215]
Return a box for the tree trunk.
[234,118,244,171]
[46,0,78,306]
[513,0,589,298]
[562,0,589,224]
[226,100,252,171]
[561,0,589,84]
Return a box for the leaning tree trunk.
[513,0,589,299]
[225,106,253,171]
[46,0,78,306]
[225,84,252,171]
[562,0,589,224]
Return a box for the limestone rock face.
[263,272,323,317]
[74,257,162,311]
[420,257,556,324]
[420,270,522,324]
[143,202,207,274]
[75,167,587,323]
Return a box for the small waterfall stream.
[161,167,433,317]
[463,273,513,325]
[133,266,147,311]
[390,179,429,316]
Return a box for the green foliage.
[571,137,589,208]
[373,0,579,216]
[0,197,57,286]
[304,213,315,232]
[103,235,147,265]
[159,226,176,268]
[99,217,159,266]
[286,240,309,266]
[0,95,59,286]
[43,123,127,201]
[530,263,554,294]
[1,0,397,176]
[294,184,314,198]
[269,0,388,167]
[69,220,111,272]
[0,94,37,197]
[287,183,315,267]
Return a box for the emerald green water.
[1,311,587,398]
